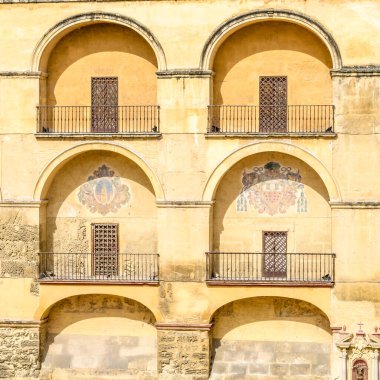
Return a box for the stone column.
[156,323,212,380]
[374,350,379,380]
[342,349,347,380]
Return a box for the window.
[259,76,287,132]
[263,231,287,277]
[92,223,119,276]
[91,77,118,133]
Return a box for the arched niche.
[38,19,159,108]
[209,296,332,379]
[32,12,166,73]
[212,152,332,254]
[211,20,333,106]
[40,294,157,377]
[200,9,341,70]
[39,148,158,254]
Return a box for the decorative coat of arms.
[237,161,307,215]
[78,165,131,215]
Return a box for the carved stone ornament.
[237,161,307,214]
[336,329,380,380]
[78,165,131,215]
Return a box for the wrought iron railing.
[39,252,159,282]
[37,106,160,134]
[206,252,335,284]
[207,105,334,134]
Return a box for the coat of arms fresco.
[78,165,131,215]
[237,161,307,215]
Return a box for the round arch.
[32,12,167,72]
[34,142,165,201]
[207,293,332,326]
[202,141,341,202]
[34,289,162,321]
[200,9,342,70]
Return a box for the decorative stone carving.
[336,327,380,380]
[78,164,131,215]
[237,161,307,214]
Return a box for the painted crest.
[78,165,131,215]
[237,162,307,215]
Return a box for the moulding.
[331,66,380,77]
[0,200,48,208]
[156,69,214,78]
[205,132,337,139]
[155,323,213,331]
[156,200,214,208]
[0,318,48,328]
[200,9,342,70]
[330,201,380,209]
[0,71,47,78]
[34,133,161,139]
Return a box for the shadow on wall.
[41,294,157,373]
[212,21,333,105]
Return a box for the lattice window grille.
[263,231,287,276]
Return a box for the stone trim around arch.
[31,12,167,72]
[202,141,341,203]
[200,9,342,70]
[33,142,165,201]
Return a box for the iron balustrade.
[39,252,159,282]
[206,252,335,284]
[37,106,160,134]
[207,105,335,134]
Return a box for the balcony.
[206,252,335,286]
[207,105,335,135]
[38,252,159,284]
[36,106,160,136]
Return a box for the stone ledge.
[330,201,380,209]
[157,69,214,78]
[156,201,214,208]
[0,71,47,78]
[206,280,334,287]
[155,323,213,331]
[34,133,161,139]
[331,65,380,77]
[205,132,337,138]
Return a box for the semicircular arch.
[34,290,162,321]
[200,9,342,70]
[202,141,340,203]
[34,142,165,201]
[32,12,167,72]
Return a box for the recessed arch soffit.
[33,142,165,201]
[200,9,342,70]
[202,141,341,203]
[32,12,167,72]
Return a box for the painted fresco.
[237,161,307,215]
[78,165,131,215]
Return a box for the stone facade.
[158,329,210,379]
[0,324,41,378]
[210,340,330,379]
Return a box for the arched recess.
[34,142,165,201]
[200,9,342,70]
[202,141,340,203]
[39,294,158,376]
[209,296,332,379]
[32,12,167,72]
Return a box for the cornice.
[331,66,380,77]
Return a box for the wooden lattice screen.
[263,231,287,277]
[259,76,287,132]
[91,77,118,133]
[92,224,119,276]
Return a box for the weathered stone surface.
[0,326,41,378]
[0,211,38,278]
[210,340,330,379]
[158,330,210,378]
